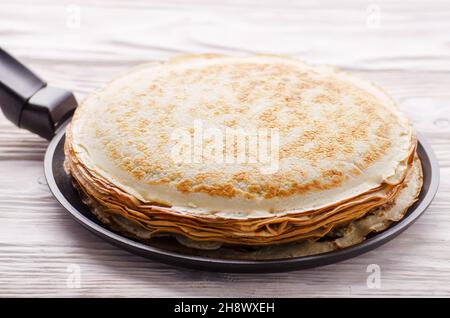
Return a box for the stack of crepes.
[64,55,423,256]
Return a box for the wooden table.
[1,0,449,297]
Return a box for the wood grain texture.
[0,0,449,297]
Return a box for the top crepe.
[68,55,414,219]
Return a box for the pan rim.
[44,123,440,272]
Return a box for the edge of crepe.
[189,155,423,260]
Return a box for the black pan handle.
[0,48,77,140]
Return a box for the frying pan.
[0,48,440,273]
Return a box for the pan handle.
[0,48,77,140]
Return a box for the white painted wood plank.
[0,0,449,297]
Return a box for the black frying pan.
[0,48,440,273]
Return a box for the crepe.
[189,155,423,259]
[64,54,422,255]
[67,154,422,259]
